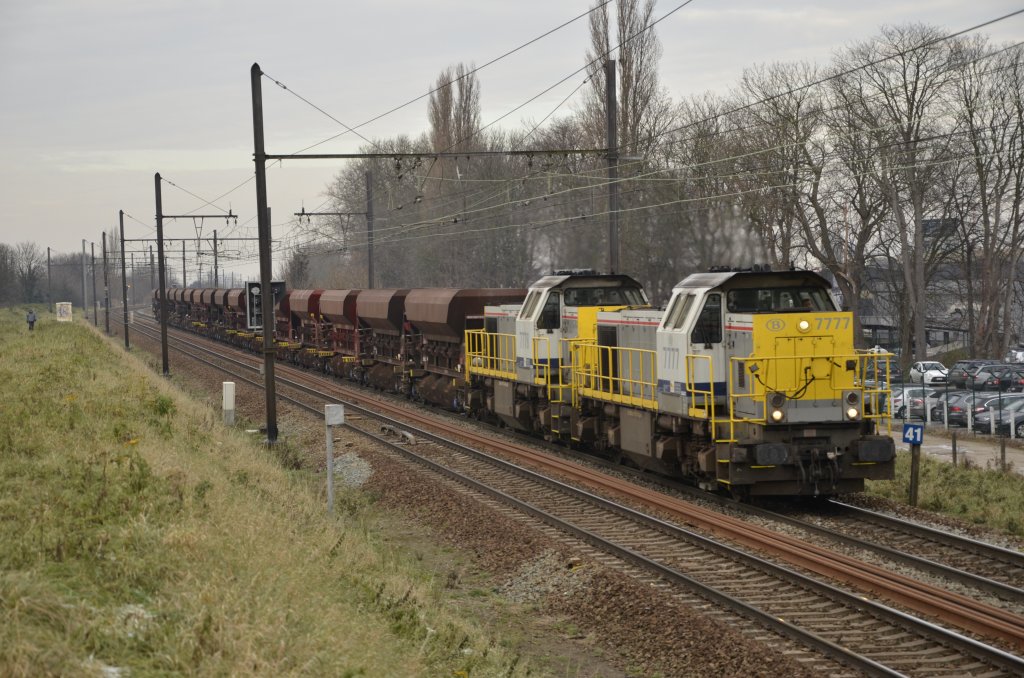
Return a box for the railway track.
[604,471,1024,607]
[478,415,1024,612]
[119,316,1024,675]
[792,500,1024,602]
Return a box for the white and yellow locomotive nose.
[743,310,859,424]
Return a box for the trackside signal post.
[154,174,169,375]
[245,281,285,330]
[248,61,614,441]
[153,172,242,377]
[119,210,130,350]
[251,62,279,443]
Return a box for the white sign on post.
[325,403,345,426]
[56,302,73,322]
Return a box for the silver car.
[890,385,930,419]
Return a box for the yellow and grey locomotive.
[465,267,895,498]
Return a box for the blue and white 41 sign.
[902,423,924,445]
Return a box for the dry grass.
[0,308,527,676]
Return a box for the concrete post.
[223,382,236,426]
[325,404,345,514]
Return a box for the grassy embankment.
[0,307,527,677]
[867,448,1024,536]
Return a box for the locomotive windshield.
[726,287,835,313]
[563,286,646,306]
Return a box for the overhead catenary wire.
[272,0,614,157]
[339,144,1020,252]
[365,38,1024,240]
[240,1,698,263]
[282,0,696,228]
[622,7,1024,155]
[339,3,1016,253]
[163,6,1022,276]
[363,0,697,223]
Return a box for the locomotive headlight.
[797,319,811,333]
[844,391,861,419]
[770,409,785,422]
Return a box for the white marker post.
[325,404,345,514]
[223,382,236,426]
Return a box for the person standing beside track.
[26,309,36,331]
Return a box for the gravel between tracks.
[132,329,814,677]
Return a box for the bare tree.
[666,95,759,287]
[577,0,676,290]
[731,62,822,270]
[277,247,311,289]
[944,39,1024,357]
[0,243,15,304]
[317,135,431,287]
[837,24,959,360]
[14,241,45,303]
[528,118,605,274]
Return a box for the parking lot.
[885,421,1024,475]
[872,355,1024,473]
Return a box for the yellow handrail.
[464,328,517,381]
[571,340,657,410]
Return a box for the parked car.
[968,364,1020,391]
[971,397,1024,436]
[863,360,903,387]
[996,367,1024,392]
[1005,348,1024,364]
[929,390,975,426]
[908,361,948,386]
[923,389,963,419]
[966,392,1024,426]
[890,385,930,419]
[948,359,999,389]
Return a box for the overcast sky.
[0,0,1020,279]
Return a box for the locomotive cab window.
[726,287,835,313]
[519,291,541,320]
[663,293,695,330]
[691,294,722,345]
[538,292,561,330]
[563,286,646,307]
